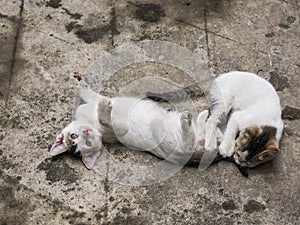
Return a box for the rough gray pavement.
[0,0,299,224]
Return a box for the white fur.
[205,71,283,157]
[110,97,208,161]
[51,78,209,168]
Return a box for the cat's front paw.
[219,142,234,158]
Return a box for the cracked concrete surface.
[0,0,299,224]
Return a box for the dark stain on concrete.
[103,177,110,193]
[110,214,148,225]
[282,105,300,120]
[279,23,290,29]
[265,31,275,38]
[62,211,86,224]
[243,200,266,213]
[0,155,16,170]
[3,0,25,107]
[0,131,5,141]
[0,173,33,225]
[36,157,79,185]
[287,16,296,24]
[74,8,119,44]
[65,21,81,33]
[279,16,296,29]
[75,27,108,44]
[63,7,83,20]
[0,19,16,103]
[46,0,62,9]
[222,199,238,210]
[208,202,222,210]
[268,71,289,91]
[134,3,165,23]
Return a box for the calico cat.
[147,71,284,169]
[50,73,209,169]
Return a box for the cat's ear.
[81,151,101,169]
[50,134,67,156]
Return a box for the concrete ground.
[0,0,299,224]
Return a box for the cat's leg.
[218,112,240,157]
[73,72,100,103]
[195,110,209,142]
[180,111,195,152]
[216,127,224,143]
[205,104,225,151]
[98,97,113,128]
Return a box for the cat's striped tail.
[146,84,204,102]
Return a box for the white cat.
[50,74,209,169]
[205,71,283,167]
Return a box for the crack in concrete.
[5,0,24,108]
[109,5,119,48]
[0,170,85,220]
[25,25,75,45]
[203,4,211,66]
[173,17,268,56]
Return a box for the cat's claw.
[73,71,86,86]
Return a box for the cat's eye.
[86,140,92,146]
[70,133,79,139]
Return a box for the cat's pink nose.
[82,127,92,134]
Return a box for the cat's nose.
[82,127,92,135]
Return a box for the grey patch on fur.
[146,84,204,102]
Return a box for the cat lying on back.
[148,71,284,168]
[50,73,209,169]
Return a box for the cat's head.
[233,125,279,168]
[50,123,102,169]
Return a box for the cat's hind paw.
[180,111,193,129]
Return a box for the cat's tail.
[146,84,205,102]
